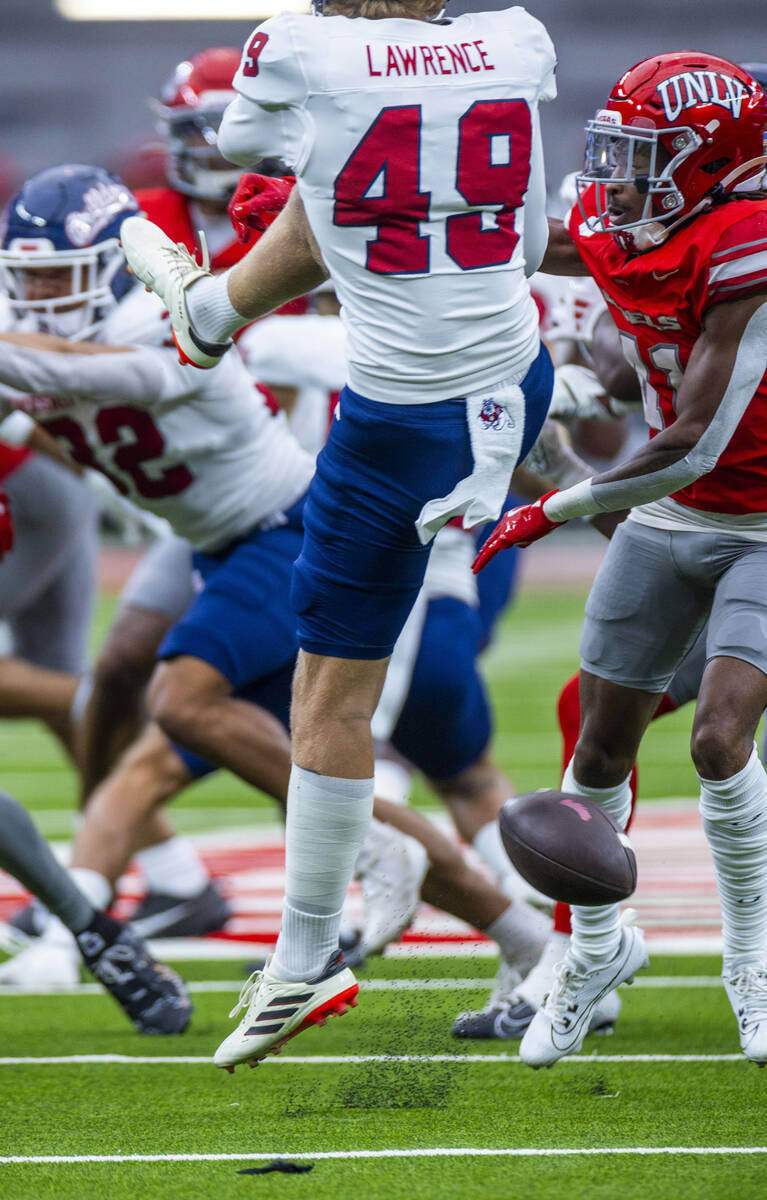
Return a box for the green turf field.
[2,584,764,1199]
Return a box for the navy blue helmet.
[0,164,139,339]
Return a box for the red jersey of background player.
[569,188,767,515]
[136,187,307,316]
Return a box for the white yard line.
[0,975,724,997]
[0,1053,747,1066]
[1,1147,766,1165]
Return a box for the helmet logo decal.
[656,71,749,123]
[64,182,136,248]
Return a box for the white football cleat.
[354,818,427,958]
[724,962,767,1066]
[213,950,358,1072]
[519,924,648,1068]
[452,944,621,1041]
[0,939,80,987]
[120,216,231,368]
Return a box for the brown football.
[499,790,637,906]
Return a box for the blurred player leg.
[79,534,225,933]
[0,454,97,758]
[0,789,190,1032]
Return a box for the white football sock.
[69,868,112,911]
[373,758,412,806]
[698,743,767,973]
[272,765,374,981]
[562,757,632,966]
[486,900,552,981]
[135,836,210,899]
[186,270,246,343]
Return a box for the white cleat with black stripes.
[213,950,358,1072]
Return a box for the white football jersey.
[220,7,556,404]
[0,288,314,552]
[239,313,347,455]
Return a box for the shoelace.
[159,229,211,282]
[229,968,263,1020]
[728,966,767,1027]
[545,957,594,1022]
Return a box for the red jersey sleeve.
[705,206,767,310]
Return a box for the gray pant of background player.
[0,456,98,673]
[0,789,92,932]
[582,519,767,696]
[118,532,195,623]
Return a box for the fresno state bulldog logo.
[64,183,138,248]
[479,398,510,431]
[656,71,749,123]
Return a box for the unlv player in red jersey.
[476,53,767,1069]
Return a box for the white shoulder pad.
[233,14,310,108]
[99,286,170,348]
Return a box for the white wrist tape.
[543,478,597,521]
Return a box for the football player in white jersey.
[122,0,558,1067]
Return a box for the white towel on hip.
[415,379,526,545]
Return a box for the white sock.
[562,757,632,965]
[373,759,412,806]
[135,837,210,899]
[69,868,112,911]
[486,900,552,980]
[698,743,767,973]
[34,869,111,948]
[186,270,246,343]
[272,765,374,981]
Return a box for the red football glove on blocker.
[0,490,13,560]
[228,173,296,244]
[472,490,563,573]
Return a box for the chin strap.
[721,154,767,191]
[632,156,767,252]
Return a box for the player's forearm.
[543,303,767,521]
[0,340,156,406]
[227,190,329,320]
[538,219,588,277]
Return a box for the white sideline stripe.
[0,975,723,997]
[0,1053,747,1065]
[2,1147,766,1165]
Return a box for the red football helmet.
[151,47,244,203]
[577,52,767,251]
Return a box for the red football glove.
[472,490,562,573]
[228,173,296,244]
[0,490,13,561]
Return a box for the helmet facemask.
[0,238,126,340]
[576,114,702,251]
[161,107,242,203]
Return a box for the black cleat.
[452,999,535,1040]
[77,913,192,1035]
[128,882,231,938]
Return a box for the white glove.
[549,364,611,421]
[83,470,173,543]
